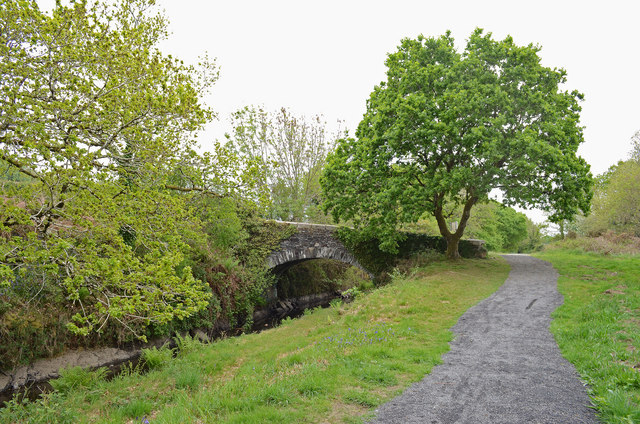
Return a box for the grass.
[536,248,640,423]
[0,256,509,424]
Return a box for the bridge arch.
[265,222,371,277]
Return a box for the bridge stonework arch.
[265,222,371,276]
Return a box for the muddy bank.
[0,291,340,404]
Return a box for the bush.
[141,345,174,371]
[50,366,108,394]
[544,232,640,255]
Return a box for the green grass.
[536,248,640,423]
[0,256,509,424]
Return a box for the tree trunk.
[433,192,478,260]
[444,233,462,259]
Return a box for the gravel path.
[370,254,599,424]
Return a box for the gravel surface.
[370,254,599,424]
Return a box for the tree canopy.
[321,29,593,258]
[0,0,260,338]
[581,131,640,236]
[226,106,338,222]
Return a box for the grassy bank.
[536,248,640,423]
[1,256,508,424]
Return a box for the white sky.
[38,0,640,222]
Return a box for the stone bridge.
[265,221,487,277]
[265,221,369,276]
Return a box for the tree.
[460,201,528,252]
[226,106,339,222]
[631,130,640,162]
[518,219,547,253]
[0,0,256,338]
[581,156,640,236]
[580,131,640,236]
[321,29,593,258]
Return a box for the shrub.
[141,345,173,371]
[50,366,108,394]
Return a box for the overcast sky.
[38,0,640,222]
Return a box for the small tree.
[227,106,339,222]
[322,29,593,258]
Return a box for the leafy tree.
[0,0,256,339]
[582,162,640,236]
[321,29,593,258]
[227,106,339,222]
[517,219,547,253]
[579,131,640,236]
[631,130,640,162]
[461,201,527,252]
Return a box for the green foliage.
[0,0,275,352]
[140,345,173,370]
[227,106,340,222]
[322,29,592,258]
[536,249,640,422]
[0,0,226,340]
[337,227,478,276]
[461,201,528,252]
[49,366,108,395]
[173,333,204,356]
[581,156,640,236]
[517,219,547,253]
[235,215,297,268]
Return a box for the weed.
[342,286,362,301]
[49,366,108,394]
[141,345,173,370]
[174,333,204,356]
[329,298,343,308]
[119,398,152,419]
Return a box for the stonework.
[265,222,370,276]
[265,221,488,278]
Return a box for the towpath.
[370,254,599,424]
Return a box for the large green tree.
[0,0,257,338]
[322,29,592,258]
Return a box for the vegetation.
[2,0,217,338]
[536,247,640,423]
[0,0,281,369]
[0,256,509,423]
[321,29,592,258]
[579,132,640,237]
[3,1,638,420]
[226,106,340,223]
[403,200,531,252]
